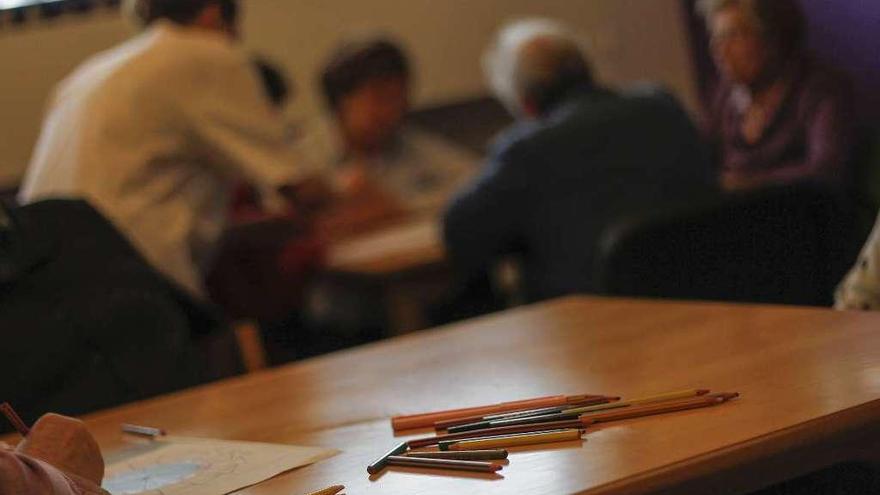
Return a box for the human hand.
[336,165,370,197]
[16,414,104,485]
[280,176,335,215]
[316,183,405,240]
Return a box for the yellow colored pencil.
[566,389,710,416]
[304,485,344,495]
[446,428,583,451]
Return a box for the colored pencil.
[408,419,586,449]
[0,403,30,437]
[403,450,509,461]
[580,393,740,425]
[572,389,711,413]
[481,396,620,421]
[447,411,588,433]
[443,428,583,451]
[304,485,345,495]
[387,455,502,473]
[121,424,166,438]
[391,393,598,431]
[413,392,739,450]
[367,441,409,475]
[433,395,619,430]
[449,389,710,433]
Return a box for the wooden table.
[51,297,880,494]
[326,220,444,276]
[324,219,449,334]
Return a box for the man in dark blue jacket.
[444,19,716,302]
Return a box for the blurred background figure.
[444,19,715,303]
[228,57,299,219]
[1,414,106,495]
[17,0,312,301]
[208,57,328,364]
[298,37,478,240]
[4,0,328,419]
[699,0,856,192]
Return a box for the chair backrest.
[408,96,513,154]
[0,200,16,284]
[0,199,239,426]
[0,197,47,288]
[594,185,855,307]
[851,125,880,238]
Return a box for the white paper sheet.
[103,436,337,495]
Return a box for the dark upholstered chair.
[594,185,857,307]
[0,199,241,428]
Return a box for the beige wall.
[0,0,697,187]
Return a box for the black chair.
[594,185,857,307]
[0,199,241,427]
[0,187,16,206]
[851,125,880,238]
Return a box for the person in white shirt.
[18,0,310,299]
[297,37,478,239]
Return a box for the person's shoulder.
[621,82,690,113]
[621,82,674,101]
[56,34,143,85]
[486,120,544,161]
[136,24,248,82]
[68,25,246,90]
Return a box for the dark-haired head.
[125,0,239,36]
[320,38,412,154]
[320,39,410,110]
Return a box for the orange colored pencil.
[408,393,739,449]
[580,393,740,425]
[392,394,598,431]
[303,486,344,495]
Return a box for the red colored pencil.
[0,403,30,437]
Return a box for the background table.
[326,220,444,276]
[325,219,449,334]
[33,297,880,494]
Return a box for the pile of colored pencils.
[368,389,739,475]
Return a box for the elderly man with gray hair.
[443,19,716,303]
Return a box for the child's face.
[338,76,410,152]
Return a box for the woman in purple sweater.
[699,0,855,192]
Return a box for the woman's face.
[710,4,770,86]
